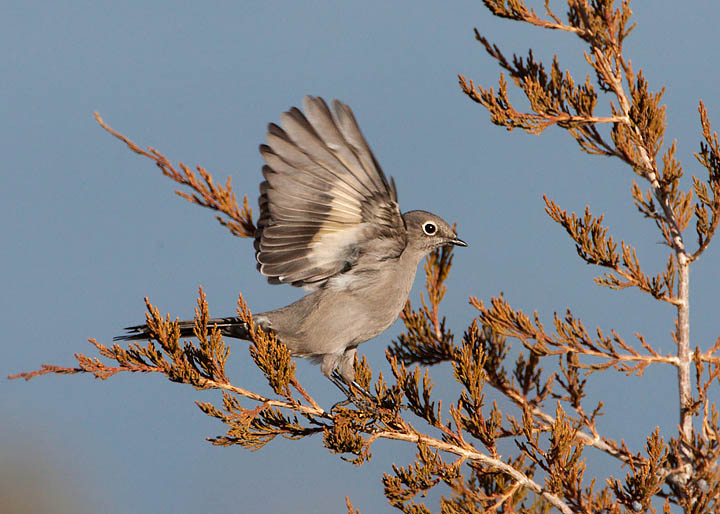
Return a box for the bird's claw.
[329,370,376,411]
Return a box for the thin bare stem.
[599,48,693,450]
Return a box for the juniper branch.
[370,429,575,514]
[94,113,256,238]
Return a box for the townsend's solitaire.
[117,96,466,389]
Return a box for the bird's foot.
[329,370,376,411]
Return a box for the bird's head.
[402,210,467,254]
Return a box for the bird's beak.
[449,237,467,247]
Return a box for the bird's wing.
[255,96,406,288]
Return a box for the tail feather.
[114,316,251,342]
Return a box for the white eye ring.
[422,222,437,235]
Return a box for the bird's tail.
[114,316,251,342]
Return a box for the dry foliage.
[12,1,720,512]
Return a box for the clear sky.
[3,1,719,512]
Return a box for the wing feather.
[255,96,405,288]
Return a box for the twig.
[374,429,574,514]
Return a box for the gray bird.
[117,96,466,391]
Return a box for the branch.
[94,113,256,238]
[10,339,329,419]
[472,296,679,375]
[692,101,720,261]
[372,429,575,514]
[544,196,681,305]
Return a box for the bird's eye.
[422,222,437,235]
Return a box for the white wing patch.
[309,224,368,266]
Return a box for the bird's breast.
[315,265,417,344]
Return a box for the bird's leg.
[331,370,374,399]
[329,370,375,411]
[329,370,353,398]
[328,374,354,410]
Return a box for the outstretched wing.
[255,96,406,288]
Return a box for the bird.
[116,96,466,393]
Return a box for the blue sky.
[3,1,719,512]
